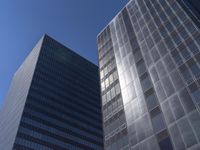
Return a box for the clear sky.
[0,0,128,108]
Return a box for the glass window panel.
[158,136,173,150]
[171,49,183,66]
[161,101,175,125]
[147,136,160,150]
[169,123,186,150]
[150,107,166,133]
[156,61,167,78]
[179,26,189,40]
[172,32,182,46]
[152,30,162,43]
[170,70,185,91]
[151,47,160,62]
[146,36,154,50]
[188,110,200,141]
[136,59,146,76]
[155,82,167,102]
[177,118,197,147]
[140,73,152,92]
[157,41,168,56]
[180,47,191,60]
[161,76,175,96]
[145,88,159,111]
[169,95,185,120]
[179,64,193,83]
[179,88,195,113]
[163,54,176,72]
[188,83,200,104]
[187,59,200,78]
[188,41,199,55]
[144,52,153,67]
[150,67,159,83]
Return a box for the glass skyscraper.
[0,35,103,150]
[97,0,200,150]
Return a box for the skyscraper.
[0,35,103,150]
[97,0,200,150]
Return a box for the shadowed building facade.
[97,0,200,150]
[0,35,103,150]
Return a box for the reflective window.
[170,70,184,91]
[188,111,200,141]
[150,67,159,83]
[179,88,195,113]
[177,118,197,147]
[140,73,152,92]
[179,64,193,83]
[161,76,175,96]
[150,107,166,133]
[187,59,200,78]
[145,88,159,111]
[158,136,173,150]
[169,123,185,150]
[163,54,176,72]
[169,95,185,120]
[188,83,200,104]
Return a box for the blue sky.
[0,0,128,108]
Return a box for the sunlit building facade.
[0,35,103,150]
[97,0,200,149]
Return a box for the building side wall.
[13,35,103,150]
[98,0,200,149]
[0,37,43,150]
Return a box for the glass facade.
[0,35,103,150]
[97,0,200,149]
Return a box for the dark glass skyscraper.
[97,0,200,150]
[0,35,103,150]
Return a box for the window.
[161,101,175,125]
[150,67,159,83]
[169,124,185,150]
[179,88,195,113]
[144,52,153,67]
[152,30,162,43]
[171,50,183,66]
[163,54,175,72]
[188,111,200,141]
[158,136,173,150]
[165,21,174,33]
[187,59,200,78]
[160,11,168,23]
[171,16,181,27]
[170,70,184,91]
[155,82,166,102]
[179,64,193,83]
[178,26,188,40]
[180,47,191,60]
[151,47,160,62]
[157,41,167,56]
[188,41,199,55]
[177,118,197,147]
[145,88,158,111]
[164,36,174,50]
[172,32,182,46]
[156,61,167,78]
[169,95,185,120]
[184,20,197,33]
[148,20,157,32]
[188,83,200,104]
[146,36,154,49]
[150,107,166,133]
[136,59,146,76]
[140,73,152,92]
[162,76,175,96]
